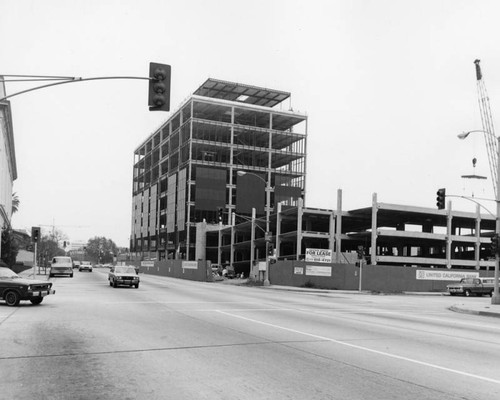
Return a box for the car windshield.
[53,257,72,263]
[115,267,136,274]
[0,268,20,279]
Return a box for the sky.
[2,0,500,248]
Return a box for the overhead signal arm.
[0,63,171,112]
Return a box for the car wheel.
[70,273,74,278]
[465,289,472,297]
[135,283,139,289]
[113,280,117,288]
[5,291,20,307]
[79,269,82,272]
[30,297,43,305]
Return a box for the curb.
[449,305,500,318]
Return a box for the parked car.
[49,256,74,278]
[73,261,81,269]
[0,267,55,306]
[108,265,140,288]
[79,261,93,272]
[447,277,498,296]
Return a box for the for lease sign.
[305,248,332,263]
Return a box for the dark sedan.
[0,267,55,306]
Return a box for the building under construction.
[130,79,307,261]
[131,75,497,278]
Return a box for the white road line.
[217,310,500,385]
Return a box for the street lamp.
[458,130,500,304]
[237,170,271,286]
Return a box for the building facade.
[0,77,17,257]
[131,79,308,261]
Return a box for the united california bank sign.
[305,248,332,263]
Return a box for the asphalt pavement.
[19,267,500,318]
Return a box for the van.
[49,256,74,278]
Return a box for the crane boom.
[474,59,498,195]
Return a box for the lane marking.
[217,310,500,385]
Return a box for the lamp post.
[458,130,500,304]
[237,170,271,286]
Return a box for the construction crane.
[474,59,498,194]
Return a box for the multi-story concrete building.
[131,78,307,262]
[0,77,17,257]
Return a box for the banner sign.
[141,261,155,267]
[182,261,198,270]
[305,265,332,277]
[305,248,332,263]
[416,270,479,281]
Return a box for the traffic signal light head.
[436,188,446,210]
[31,226,40,243]
[148,62,171,112]
[217,207,223,222]
[357,245,365,259]
[491,234,499,256]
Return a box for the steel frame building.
[207,192,497,276]
[131,79,308,261]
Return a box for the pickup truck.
[447,277,498,297]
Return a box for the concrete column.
[250,208,256,271]
[335,189,342,263]
[446,201,453,269]
[297,197,304,260]
[371,193,378,265]
[475,204,481,270]
[276,202,282,258]
[230,224,235,269]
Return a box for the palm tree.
[11,192,19,214]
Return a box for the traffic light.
[491,234,499,256]
[217,207,223,222]
[268,244,274,256]
[356,245,365,260]
[63,241,67,247]
[436,188,446,210]
[31,226,40,243]
[148,62,171,112]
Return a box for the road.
[1,269,499,400]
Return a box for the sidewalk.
[449,302,500,318]
[259,284,500,318]
[18,268,50,280]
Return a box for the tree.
[37,234,65,268]
[86,236,118,264]
[1,228,19,267]
[11,192,19,215]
